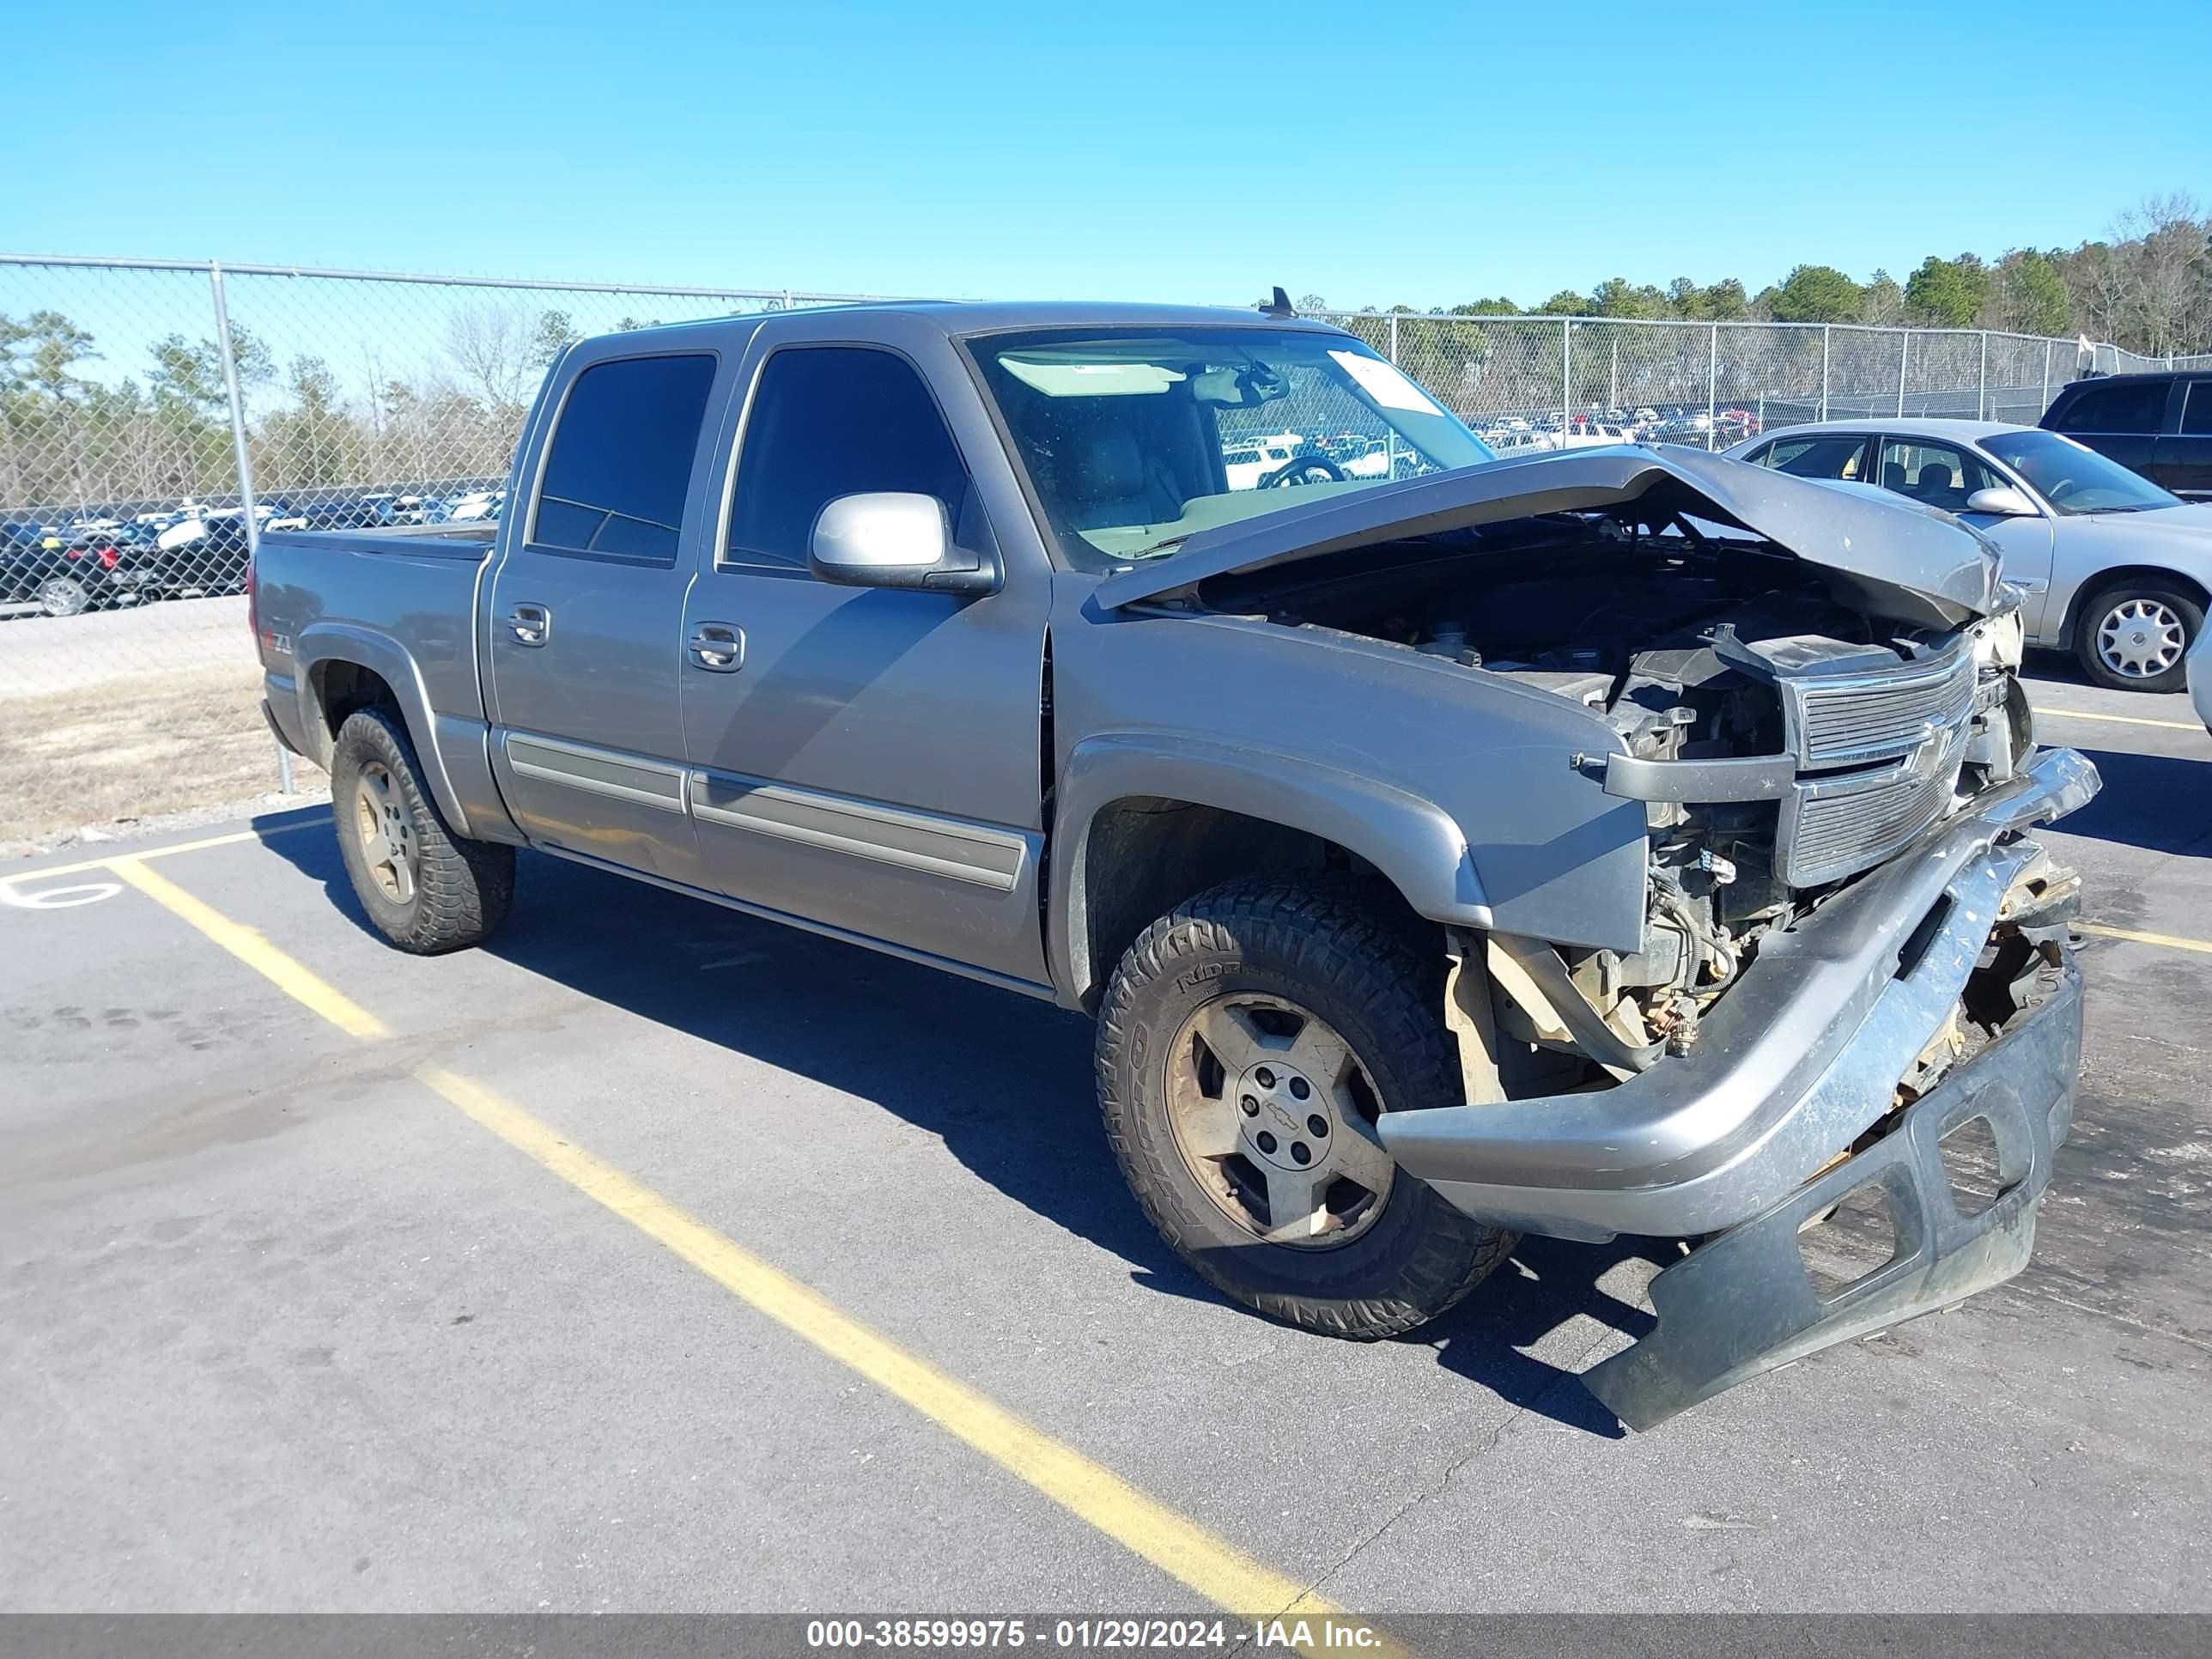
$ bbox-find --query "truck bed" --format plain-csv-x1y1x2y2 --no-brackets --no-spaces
254,522,501,745
264,521,499,561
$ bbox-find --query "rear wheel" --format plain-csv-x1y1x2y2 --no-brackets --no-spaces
1096,875,1516,1340
37,577,88,617
2075,580,2199,693
331,707,514,953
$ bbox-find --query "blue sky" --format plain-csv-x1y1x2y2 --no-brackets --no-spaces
9,0,2210,308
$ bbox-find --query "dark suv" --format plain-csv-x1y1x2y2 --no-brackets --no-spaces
2039,370,2212,500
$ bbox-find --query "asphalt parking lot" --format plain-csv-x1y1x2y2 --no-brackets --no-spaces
3,659,2209,1620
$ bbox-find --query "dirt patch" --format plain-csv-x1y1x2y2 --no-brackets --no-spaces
0,669,301,842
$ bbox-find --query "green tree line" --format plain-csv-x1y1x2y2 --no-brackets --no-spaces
1304,193,2212,358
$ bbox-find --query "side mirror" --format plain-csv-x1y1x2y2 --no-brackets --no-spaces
1965,484,2037,517
808,492,999,595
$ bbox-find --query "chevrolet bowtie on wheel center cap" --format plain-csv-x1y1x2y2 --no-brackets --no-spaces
1165,993,1399,1249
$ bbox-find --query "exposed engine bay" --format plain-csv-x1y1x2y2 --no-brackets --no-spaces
1200,509,2051,1077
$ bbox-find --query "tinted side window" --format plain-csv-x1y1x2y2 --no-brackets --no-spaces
725,347,969,568
1764,435,1866,481
532,353,717,563
2052,380,2167,434
2182,382,2212,437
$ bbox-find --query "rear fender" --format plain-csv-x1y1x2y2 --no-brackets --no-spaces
295,623,518,843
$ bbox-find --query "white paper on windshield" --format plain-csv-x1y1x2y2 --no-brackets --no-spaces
1000,358,1183,398
1328,349,1444,416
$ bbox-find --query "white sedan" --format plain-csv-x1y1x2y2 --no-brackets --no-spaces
1725,419,2212,693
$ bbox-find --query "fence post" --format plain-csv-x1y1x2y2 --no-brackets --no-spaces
1389,312,1400,366
209,261,288,793
1560,317,1571,434
1705,324,1718,451
1820,324,1831,421
1897,330,1909,416
2042,339,2052,413
1977,331,1990,420
207,260,260,555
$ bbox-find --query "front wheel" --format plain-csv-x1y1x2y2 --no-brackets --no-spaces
1096,875,1516,1340
2076,580,2200,693
331,707,514,953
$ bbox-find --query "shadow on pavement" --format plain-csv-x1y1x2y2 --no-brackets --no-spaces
2051,747,2212,857
263,822,1640,1436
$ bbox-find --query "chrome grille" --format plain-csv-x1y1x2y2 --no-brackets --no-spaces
1784,647,1978,769
1775,641,1977,887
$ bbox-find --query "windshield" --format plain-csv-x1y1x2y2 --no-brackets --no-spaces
1981,429,2181,514
966,327,1494,570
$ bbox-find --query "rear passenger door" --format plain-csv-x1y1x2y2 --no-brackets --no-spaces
484,349,726,887
2045,379,2172,481
2150,380,2212,500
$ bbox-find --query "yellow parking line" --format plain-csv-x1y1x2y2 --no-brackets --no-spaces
107,857,389,1038
101,860,1371,1638
1,815,330,886
421,1066,1351,1626
2034,705,2204,733
2076,921,2212,956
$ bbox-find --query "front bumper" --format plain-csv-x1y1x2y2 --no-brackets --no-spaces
1583,958,2080,1429
1377,744,2100,1426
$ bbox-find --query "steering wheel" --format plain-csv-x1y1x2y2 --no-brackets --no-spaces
1265,454,1345,488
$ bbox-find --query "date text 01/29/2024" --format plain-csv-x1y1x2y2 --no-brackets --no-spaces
803,1618,1388,1650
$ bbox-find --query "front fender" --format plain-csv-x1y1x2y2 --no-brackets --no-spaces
1049,731,1493,1005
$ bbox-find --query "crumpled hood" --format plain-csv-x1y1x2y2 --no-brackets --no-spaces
1094,444,2004,629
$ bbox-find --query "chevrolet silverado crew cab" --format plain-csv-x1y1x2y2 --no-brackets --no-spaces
255,301,2098,1428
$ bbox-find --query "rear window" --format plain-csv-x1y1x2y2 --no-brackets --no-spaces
1759,435,1866,481
532,353,718,563
2050,379,2167,435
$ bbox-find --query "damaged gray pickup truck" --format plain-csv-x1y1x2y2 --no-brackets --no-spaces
253,301,2099,1427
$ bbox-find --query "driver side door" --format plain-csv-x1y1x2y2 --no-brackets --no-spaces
677,331,1054,989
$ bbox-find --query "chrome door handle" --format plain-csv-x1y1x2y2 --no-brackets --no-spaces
508,603,551,646
688,622,744,672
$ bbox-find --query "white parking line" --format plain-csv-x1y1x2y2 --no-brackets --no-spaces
0,815,330,887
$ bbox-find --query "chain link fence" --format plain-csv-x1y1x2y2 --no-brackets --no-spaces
2,252,2197,845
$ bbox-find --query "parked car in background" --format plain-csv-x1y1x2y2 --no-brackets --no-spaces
2,525,136,617
1727,418,2212,692
148,509,256,596
2039,371,2212,501
447,489,503,521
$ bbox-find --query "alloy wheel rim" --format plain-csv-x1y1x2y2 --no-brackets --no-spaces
353,762,418,905
2096,599,2185,679
1162,992,1396,1249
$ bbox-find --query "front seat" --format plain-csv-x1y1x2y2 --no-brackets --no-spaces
1916,461,1960,508
1065,425,1181,530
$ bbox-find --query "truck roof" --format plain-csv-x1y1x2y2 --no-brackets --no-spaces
579,300,1348,351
